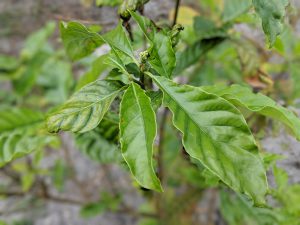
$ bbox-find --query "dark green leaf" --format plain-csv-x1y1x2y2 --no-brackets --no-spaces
149,74,267,205
120,82,162,191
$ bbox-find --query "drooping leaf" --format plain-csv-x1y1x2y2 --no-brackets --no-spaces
222,0,252,22
0,108,56,167
120,82,162,191
202,84,300,140
130,11,176,78
149,74,267,205
46,80,125,133
60,21,104,61
174,38,224,75
253,0,289,47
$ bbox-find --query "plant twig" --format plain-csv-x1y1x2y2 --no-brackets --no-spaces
173,0,181,26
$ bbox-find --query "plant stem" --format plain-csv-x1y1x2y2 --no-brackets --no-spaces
173,0,181,26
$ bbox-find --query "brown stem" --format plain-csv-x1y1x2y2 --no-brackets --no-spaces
172,0,181,26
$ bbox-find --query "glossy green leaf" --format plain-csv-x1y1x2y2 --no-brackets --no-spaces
149,74,267,205
202,84,300,140
0,108,56,167
46,80,125,133
120,82,162,191
130,11,176,78
253,0,289,47
60,21,104,61
222,0,252,22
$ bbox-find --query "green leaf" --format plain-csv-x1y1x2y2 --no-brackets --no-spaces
148,32,176,78
21,21,56,59
222,0,252,22
202,84,300,140
76,54,110,90
253,0,289,47
0,108,56,167
103,23,137,64
60,21,104,61
220,191,281,225
130,11,176,78
46,79,125,133
120,82,162,191
119,0,150,19
0,54,19,71
96,0,122,6
174,38,224,75
76,127,121,163
149,74,267,205
193,17,230,39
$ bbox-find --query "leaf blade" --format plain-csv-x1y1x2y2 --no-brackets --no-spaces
120,83,162,191
46,80,124,133
150,74,267,205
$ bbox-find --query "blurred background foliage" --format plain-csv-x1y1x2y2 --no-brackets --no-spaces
0,0,300,224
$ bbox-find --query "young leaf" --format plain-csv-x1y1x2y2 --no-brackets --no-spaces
202,84,300,141
60,21,104,61
253,0,289,47
149,74,267,205
120,82,162,191
46,80,125,133
0,108,56,167
102,23,138,65
130,11,176,78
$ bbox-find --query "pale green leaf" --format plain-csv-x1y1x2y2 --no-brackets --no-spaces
120,82,162,191
96,0,122,6
21,21,56,59
76,54,110,90
174,38,224,75
253,0,289,47
222,0,252,22
46,80,125,133
149,74,267,205
0,108,56,167
202,84,300,140
60,21,104,61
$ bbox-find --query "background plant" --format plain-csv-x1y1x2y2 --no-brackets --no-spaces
0,0,300,224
